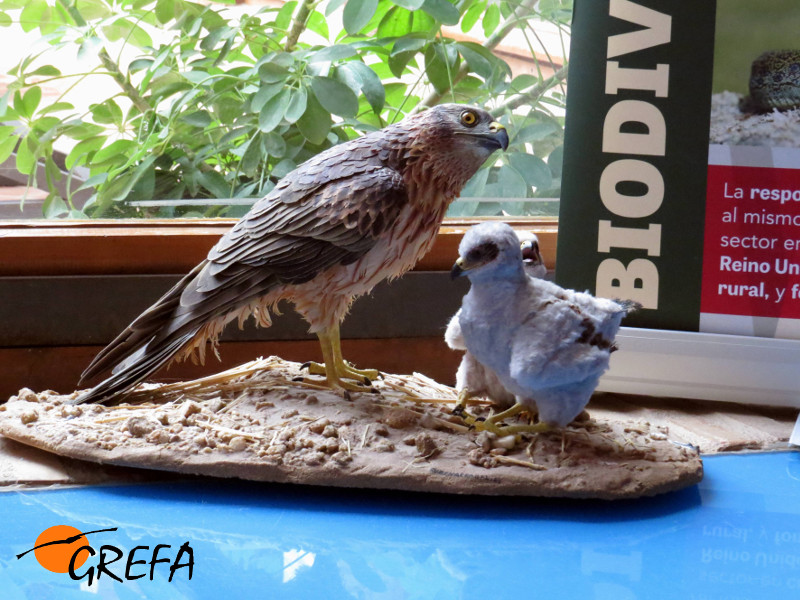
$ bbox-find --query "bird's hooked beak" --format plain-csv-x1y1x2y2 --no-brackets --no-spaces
458,121,509,151
450,258,468,279
450,241,499,279
489,121,509,151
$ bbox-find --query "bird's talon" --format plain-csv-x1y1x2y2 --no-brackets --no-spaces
300,361,312,370
451,405,465,417
343,390,352,402
292,376,304,382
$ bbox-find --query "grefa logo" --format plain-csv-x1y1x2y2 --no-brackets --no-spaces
16,524,194,585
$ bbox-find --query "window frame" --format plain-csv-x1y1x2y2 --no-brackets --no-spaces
0,218,558,276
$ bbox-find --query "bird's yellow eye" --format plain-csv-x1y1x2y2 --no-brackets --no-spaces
460,110,478,127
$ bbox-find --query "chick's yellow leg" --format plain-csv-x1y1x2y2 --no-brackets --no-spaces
452,389,474,417
464,402,551,435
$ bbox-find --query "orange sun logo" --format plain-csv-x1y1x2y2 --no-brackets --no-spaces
32,525,90,573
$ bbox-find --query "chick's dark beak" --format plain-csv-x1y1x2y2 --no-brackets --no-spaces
521,241,543,266
450,258,466,280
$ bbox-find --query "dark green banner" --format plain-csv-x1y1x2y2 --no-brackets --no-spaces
556,0,717,331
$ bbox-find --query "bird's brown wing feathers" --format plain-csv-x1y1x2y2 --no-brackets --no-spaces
76,162,408,403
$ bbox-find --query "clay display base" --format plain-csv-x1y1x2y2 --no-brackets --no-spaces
0,357,702,499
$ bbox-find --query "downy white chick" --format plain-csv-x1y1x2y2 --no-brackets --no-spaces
444,231,547,412
450,222,636,434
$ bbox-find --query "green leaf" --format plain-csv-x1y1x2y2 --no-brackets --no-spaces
196,169,230,198
508,153,552,189
459,164,490,197
219,126,250,147
378,5,435,37
456,41,495,79
391,35,428,56
272,158,296,178
15,134,37,175
42,194,68,218
258,62,289,83
19,1,46,33
424,44,458,94
498,163,530,197
307,10,329,39
284,87,307,123
308,44,357,63
325,0,348,15
547,144,564,178
251,83,283,112
183,70,211,85
0,11,11,27
239,138,262,177
509,73,540,93
31,116,61,141
392,0,425,10
38,101,74,116
297,93,331,145
102,154,157,203
64,122,105,140
200,26,234,51
310,76,358,118
516,122,560,143
482,3,500,37
90,99,123,126
181,110,214,128
343,0,377,34
17,86,42,118
460,0,485,33
27,65,60,77
342,61,385,113
388,51,417,78
258,88,291,133
274,1,297,31
155,0,175,24
92,139,136,166
0,131,18,165
263,131,287,157
75,173,109,193
420,0,459,25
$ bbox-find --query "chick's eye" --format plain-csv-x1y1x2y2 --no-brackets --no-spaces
460,110,478,127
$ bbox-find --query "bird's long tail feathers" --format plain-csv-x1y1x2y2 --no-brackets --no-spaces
74,262,278,405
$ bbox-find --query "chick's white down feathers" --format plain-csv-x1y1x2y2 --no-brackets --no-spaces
445,230,546,409
449,222,634,428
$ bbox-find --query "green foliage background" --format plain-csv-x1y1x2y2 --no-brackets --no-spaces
0,0,570,218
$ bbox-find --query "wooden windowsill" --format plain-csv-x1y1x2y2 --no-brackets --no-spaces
0,218,558,276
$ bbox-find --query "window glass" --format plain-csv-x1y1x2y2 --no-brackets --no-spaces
0,0,569,220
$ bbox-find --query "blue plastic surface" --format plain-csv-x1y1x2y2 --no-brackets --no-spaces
1,452,799,598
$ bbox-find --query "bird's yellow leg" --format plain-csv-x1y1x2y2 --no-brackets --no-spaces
452,389,473,417
303,327,379,383
300,328,373,393
464,402,550,435
328,324,381,381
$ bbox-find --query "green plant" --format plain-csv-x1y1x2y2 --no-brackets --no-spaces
0,0,570,219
